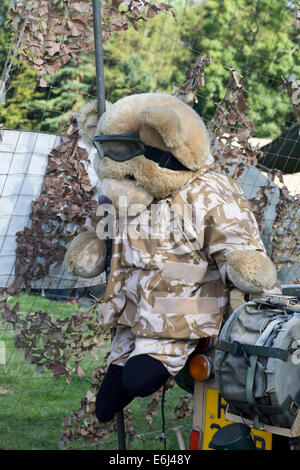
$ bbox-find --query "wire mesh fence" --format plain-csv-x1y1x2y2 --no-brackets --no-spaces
0,0,299,451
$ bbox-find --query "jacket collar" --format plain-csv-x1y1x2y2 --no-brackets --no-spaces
166,152,215,199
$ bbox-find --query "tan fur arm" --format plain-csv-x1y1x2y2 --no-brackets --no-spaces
226,250,277,293
64,232,106,279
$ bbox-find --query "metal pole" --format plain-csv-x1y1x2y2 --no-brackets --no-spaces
92,0,106,118
92,0,126,450
117,409,127,450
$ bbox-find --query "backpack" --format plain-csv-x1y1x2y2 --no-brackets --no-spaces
214,298,300,430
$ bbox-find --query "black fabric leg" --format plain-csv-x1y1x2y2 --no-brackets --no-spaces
95,355,171,422
95,364,133,423
122,354,171,397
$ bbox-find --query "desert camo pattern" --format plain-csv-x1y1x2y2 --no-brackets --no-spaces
98,161,267,375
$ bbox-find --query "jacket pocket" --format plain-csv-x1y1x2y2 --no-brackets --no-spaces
161,260,208,284
153,296,219,315
132,296,221,340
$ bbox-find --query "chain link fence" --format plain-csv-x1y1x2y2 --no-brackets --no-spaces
0,0,299,450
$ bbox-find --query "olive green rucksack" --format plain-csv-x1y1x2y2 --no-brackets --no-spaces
214,298,300,429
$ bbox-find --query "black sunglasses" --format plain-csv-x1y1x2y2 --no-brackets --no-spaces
92,132,190,172
93,132,145,162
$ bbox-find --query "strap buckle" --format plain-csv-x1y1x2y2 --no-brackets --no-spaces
232,341,251,366
232,341,243,356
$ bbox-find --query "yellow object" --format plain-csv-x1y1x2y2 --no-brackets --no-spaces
202,388,272,450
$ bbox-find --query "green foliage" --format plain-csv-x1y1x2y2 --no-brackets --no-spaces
0,0,299,137
0,0,48,130
0,0,11,71
30,53,97,133
187,0,299,137
1,294,191,450
0,63,46,130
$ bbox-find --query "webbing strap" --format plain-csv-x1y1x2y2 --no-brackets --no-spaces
245,317,288,416
253,299,300,314
216,340,289,361
245,355,258,407
254,393,300,415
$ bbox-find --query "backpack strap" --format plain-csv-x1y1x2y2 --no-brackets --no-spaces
216,340,289,361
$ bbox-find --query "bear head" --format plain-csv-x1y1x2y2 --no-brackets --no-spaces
78,93,213,212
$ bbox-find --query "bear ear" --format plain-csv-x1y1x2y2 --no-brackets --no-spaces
139,106,188,148
78,100,112,145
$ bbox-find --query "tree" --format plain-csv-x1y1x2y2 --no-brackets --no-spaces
0,0,298,137
102,2,190,102
0,0,11,71
86,0,300,138
178,0,299,137
31,50,157,133
0,63,46,130
0,1,47,130
30,52,97,133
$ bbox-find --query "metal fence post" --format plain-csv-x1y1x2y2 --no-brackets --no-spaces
92,0,126,451
92,0,106,118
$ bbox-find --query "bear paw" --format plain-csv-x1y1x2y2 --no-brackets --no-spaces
226,250,277,293
64,232,106,279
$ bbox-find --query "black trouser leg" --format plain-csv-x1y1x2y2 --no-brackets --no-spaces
95,364,133,423
95,355,171,423
122,354,171,397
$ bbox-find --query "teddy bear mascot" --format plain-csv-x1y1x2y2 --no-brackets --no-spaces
63,93,277,423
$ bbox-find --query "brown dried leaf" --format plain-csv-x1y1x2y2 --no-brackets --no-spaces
172,54,212,105
9,0,175,84
281,74,300,122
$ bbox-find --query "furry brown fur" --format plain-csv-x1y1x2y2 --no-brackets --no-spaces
79,93,212,200
80,93,211,171
226,250,277,292
96,155,192,200
65,92,277,293
64,231,106,278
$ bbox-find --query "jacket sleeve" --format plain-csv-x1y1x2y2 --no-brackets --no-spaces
204,192,267,283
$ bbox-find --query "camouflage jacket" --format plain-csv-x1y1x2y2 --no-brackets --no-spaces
98,163,266,340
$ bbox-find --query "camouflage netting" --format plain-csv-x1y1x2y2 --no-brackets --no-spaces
0,0,299,449
7,0,174,87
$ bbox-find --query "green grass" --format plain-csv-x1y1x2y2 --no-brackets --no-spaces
0,294,192,450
